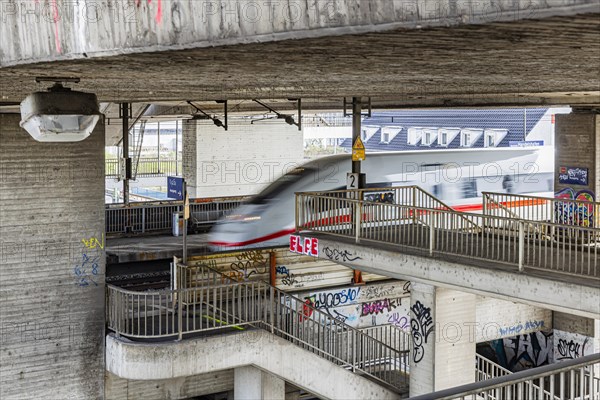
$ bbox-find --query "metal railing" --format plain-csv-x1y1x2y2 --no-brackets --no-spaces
476,354,561,400
105,196,248,236
107,265,409,391
296,187,600,279
483,192,600,228
411,353,600,400
360,324,411,354
106,158,182,178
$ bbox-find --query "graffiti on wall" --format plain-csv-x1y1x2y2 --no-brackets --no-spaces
554,330,593,361
74,233,103,287
81,234,104,250
298,282,411,329
387,312,410,330
554,188,595,227
497,320,545,337
74,253,100,287
229,251,267,280
487,331,553,372
275,265,324,289
410,301,434,364
323,247,362,262
361,298,400,317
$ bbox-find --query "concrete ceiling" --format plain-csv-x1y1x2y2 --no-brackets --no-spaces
1,13,599,109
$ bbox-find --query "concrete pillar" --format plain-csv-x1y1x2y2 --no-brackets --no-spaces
434,288,477,391
555,110,600,199
182,120,198,198
409,283,436,396
234,366,285,400
409,284,477,397
0,114,105,398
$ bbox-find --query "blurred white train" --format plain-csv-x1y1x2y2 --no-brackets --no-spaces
208,147,554,249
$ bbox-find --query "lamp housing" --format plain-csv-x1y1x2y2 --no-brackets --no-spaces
20,83,101,142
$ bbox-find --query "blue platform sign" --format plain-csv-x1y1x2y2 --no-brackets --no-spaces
559,167,589,186
167,176,184,200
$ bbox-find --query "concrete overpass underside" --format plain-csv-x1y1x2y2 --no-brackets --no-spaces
1,11,599,108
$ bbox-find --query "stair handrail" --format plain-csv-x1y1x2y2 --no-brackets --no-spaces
182,262,406,354
176,262,410,390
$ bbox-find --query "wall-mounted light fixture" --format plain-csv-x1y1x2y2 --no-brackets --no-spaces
20,77,101,142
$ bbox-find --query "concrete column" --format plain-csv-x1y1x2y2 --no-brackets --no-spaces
409,284,477,397
555,110,599,199
434,288,477,391
234,366,285,400
409,282,436,396
182,120,198,198
0,114,105,398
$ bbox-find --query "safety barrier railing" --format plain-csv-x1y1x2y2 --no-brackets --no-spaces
411,353,600,400
106,275,409,391
476,354,561,400
106,158,182,178
105,196,248,236
296,188,600,279
483,192,600,228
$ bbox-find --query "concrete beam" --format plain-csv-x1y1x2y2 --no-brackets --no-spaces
298,235,600,319
106,331,401,399
2,1,599,68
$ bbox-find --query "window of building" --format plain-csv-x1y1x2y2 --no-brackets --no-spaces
460,129,483,147
407,128,423,146
421,128,438,146
361,125,379,143
484,129,508,148
380,126,402,144
437,128,461,147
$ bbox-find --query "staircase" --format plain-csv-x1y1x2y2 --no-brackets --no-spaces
107,262,411,394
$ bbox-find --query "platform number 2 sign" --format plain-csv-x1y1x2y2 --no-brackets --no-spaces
347,173,359,190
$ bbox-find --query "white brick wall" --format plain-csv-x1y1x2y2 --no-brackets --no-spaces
476,296,552,342
184,120,304,197
0,114,105,399
434,288,476,391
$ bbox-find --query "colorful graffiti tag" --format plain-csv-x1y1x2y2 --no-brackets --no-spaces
554,188,595,227
297,283,411,329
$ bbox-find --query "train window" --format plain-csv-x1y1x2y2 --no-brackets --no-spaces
249,168,310,204
502,175,515,194
462,179,478,198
